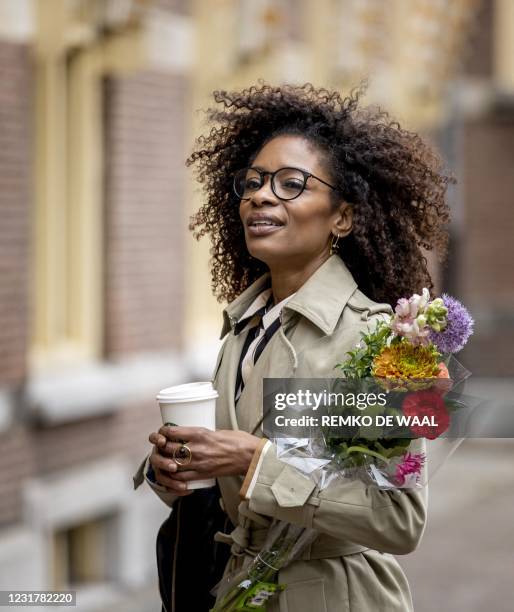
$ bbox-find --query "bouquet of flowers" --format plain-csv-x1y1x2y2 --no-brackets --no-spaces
324,288,474,487
211,289,474,611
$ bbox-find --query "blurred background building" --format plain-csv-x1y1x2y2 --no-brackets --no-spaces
0,1,512,610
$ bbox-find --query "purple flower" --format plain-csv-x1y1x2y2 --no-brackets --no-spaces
428,294,474,354
395,452,425,486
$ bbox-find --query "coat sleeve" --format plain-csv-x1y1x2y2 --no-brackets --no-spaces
240,439,427,555
133,454,179,508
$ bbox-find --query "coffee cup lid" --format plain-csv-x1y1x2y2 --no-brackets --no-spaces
156,381,218,403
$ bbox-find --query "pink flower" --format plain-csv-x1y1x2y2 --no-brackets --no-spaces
391,317,431,346
391,288,433,345
395,451,426,486
395,298,410,318
409,288,430,315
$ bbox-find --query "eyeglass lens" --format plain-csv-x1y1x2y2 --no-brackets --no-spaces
234,168,306,200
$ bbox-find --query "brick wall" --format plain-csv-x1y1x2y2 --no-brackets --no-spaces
0,426,34,525
103,71,188,357
0,53,190,524
0,41,32,387
0,400,161,526
31,400,159,475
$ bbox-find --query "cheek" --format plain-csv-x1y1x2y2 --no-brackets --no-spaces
287,206,333,237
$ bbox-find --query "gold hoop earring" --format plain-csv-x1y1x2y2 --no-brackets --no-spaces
330,233,340,255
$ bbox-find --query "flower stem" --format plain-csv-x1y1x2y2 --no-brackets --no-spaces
346,446,390,463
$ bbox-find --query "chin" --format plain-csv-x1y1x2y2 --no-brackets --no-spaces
247,245,297,266
246,248,275,265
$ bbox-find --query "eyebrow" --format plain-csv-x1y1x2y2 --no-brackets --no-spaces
251,164,313,174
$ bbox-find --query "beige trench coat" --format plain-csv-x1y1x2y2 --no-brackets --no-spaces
134,254,428,612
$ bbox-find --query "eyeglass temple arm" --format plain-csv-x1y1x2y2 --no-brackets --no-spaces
308,173,336,191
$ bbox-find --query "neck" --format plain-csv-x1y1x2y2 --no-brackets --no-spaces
268,252,332,304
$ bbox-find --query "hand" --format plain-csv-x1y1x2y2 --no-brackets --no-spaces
148,442,194,496
148,425,261,494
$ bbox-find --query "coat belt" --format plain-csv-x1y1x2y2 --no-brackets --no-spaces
214,502,368,560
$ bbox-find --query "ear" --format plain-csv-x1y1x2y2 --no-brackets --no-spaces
331,202,353,237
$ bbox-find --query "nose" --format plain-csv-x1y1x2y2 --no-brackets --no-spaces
250,173,278,206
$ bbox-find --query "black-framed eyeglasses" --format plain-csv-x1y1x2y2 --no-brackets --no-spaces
233,166,336,201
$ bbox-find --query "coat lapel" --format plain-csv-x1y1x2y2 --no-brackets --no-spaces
214,332,245,431
235,327,297,435
214,325,297,435
214,273,271,431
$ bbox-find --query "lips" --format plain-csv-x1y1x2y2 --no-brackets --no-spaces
246,213,285,228
245,212,285,237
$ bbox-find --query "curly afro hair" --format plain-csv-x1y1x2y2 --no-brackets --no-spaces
186,81,453,306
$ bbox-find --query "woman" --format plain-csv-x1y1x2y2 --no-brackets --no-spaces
133,82,452,611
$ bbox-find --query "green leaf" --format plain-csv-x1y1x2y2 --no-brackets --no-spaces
335,319,393,379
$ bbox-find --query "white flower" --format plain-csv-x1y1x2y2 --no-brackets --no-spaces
395,298,410,317
408,288,430,318
399,322,415,335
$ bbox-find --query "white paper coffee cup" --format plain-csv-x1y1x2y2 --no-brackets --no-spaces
156,381,218,490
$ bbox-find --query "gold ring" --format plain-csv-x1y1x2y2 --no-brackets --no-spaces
173,444,192,466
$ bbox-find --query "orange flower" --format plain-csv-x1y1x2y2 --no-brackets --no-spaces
372,343,440,379
372,343,448,392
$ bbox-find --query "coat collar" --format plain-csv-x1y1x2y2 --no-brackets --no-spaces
220,254,358,339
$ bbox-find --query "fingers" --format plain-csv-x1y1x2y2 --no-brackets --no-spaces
150,460,189,493
168,469,198,482
159,425,211,443
149,427,189,449
160,479,194,496
155,469,191,493
149,446,198,492
149,446,208,492
148,432,183,457
149,431,167,449
157,467,208,486
147,427,211,495
149,446,178,474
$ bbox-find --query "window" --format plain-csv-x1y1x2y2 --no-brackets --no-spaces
32,3,104,372
52,515,116,589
